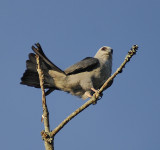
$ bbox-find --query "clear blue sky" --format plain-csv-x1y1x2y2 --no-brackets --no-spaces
0,0,160,150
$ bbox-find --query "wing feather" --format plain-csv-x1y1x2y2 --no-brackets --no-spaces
64,57,100,75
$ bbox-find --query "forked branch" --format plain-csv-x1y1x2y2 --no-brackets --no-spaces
35,44,138,150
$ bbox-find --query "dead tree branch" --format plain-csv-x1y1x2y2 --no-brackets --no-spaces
35,44,54,150
34,44,138,149
50,45,139,137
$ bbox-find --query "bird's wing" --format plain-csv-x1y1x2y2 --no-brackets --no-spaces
64,57,100,75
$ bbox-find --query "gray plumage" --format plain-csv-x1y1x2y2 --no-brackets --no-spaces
21,46,113,99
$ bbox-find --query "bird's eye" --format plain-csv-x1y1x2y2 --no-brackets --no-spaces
101,47,107,51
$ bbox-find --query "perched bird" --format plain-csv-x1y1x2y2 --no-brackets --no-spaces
20,44,113,100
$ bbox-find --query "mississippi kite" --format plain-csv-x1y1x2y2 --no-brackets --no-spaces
20,45,113,99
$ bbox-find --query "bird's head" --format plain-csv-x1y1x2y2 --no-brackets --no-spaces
94,46,113,62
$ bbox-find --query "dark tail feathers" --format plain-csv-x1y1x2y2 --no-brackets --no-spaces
21,43,65,95
20,53,51,88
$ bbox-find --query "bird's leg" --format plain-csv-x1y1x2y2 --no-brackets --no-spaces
91,88,99,94
85,92,92,98
91,88,103,100
84,88,102,99
84,91,92,98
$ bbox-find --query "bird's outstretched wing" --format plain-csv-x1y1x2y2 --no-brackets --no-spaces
64,57,100,75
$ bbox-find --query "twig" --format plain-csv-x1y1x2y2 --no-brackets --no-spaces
98,45,138,94
35,46,54,150
50,45,139,137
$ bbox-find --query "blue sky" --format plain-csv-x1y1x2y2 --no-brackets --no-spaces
0,0,160,150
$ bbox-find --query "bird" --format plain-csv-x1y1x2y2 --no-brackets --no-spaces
20,44,113,100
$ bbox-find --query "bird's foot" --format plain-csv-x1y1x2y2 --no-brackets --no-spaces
91,88,103,104
91,88,102,98
85,89,99,98
91,88,99,94
84,88,103,103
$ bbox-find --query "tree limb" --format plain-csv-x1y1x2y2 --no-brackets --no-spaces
50,45,138,137
34,44,138,148
35,45,54,150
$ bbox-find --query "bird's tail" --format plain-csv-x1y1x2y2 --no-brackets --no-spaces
20,44,66,90
20,53,51,88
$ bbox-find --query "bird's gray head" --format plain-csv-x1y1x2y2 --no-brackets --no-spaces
94,46,113,62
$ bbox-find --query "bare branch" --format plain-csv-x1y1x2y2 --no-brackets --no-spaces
34,43,138,148
50,45,139,137
98,45,138,94
35,44,54,150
